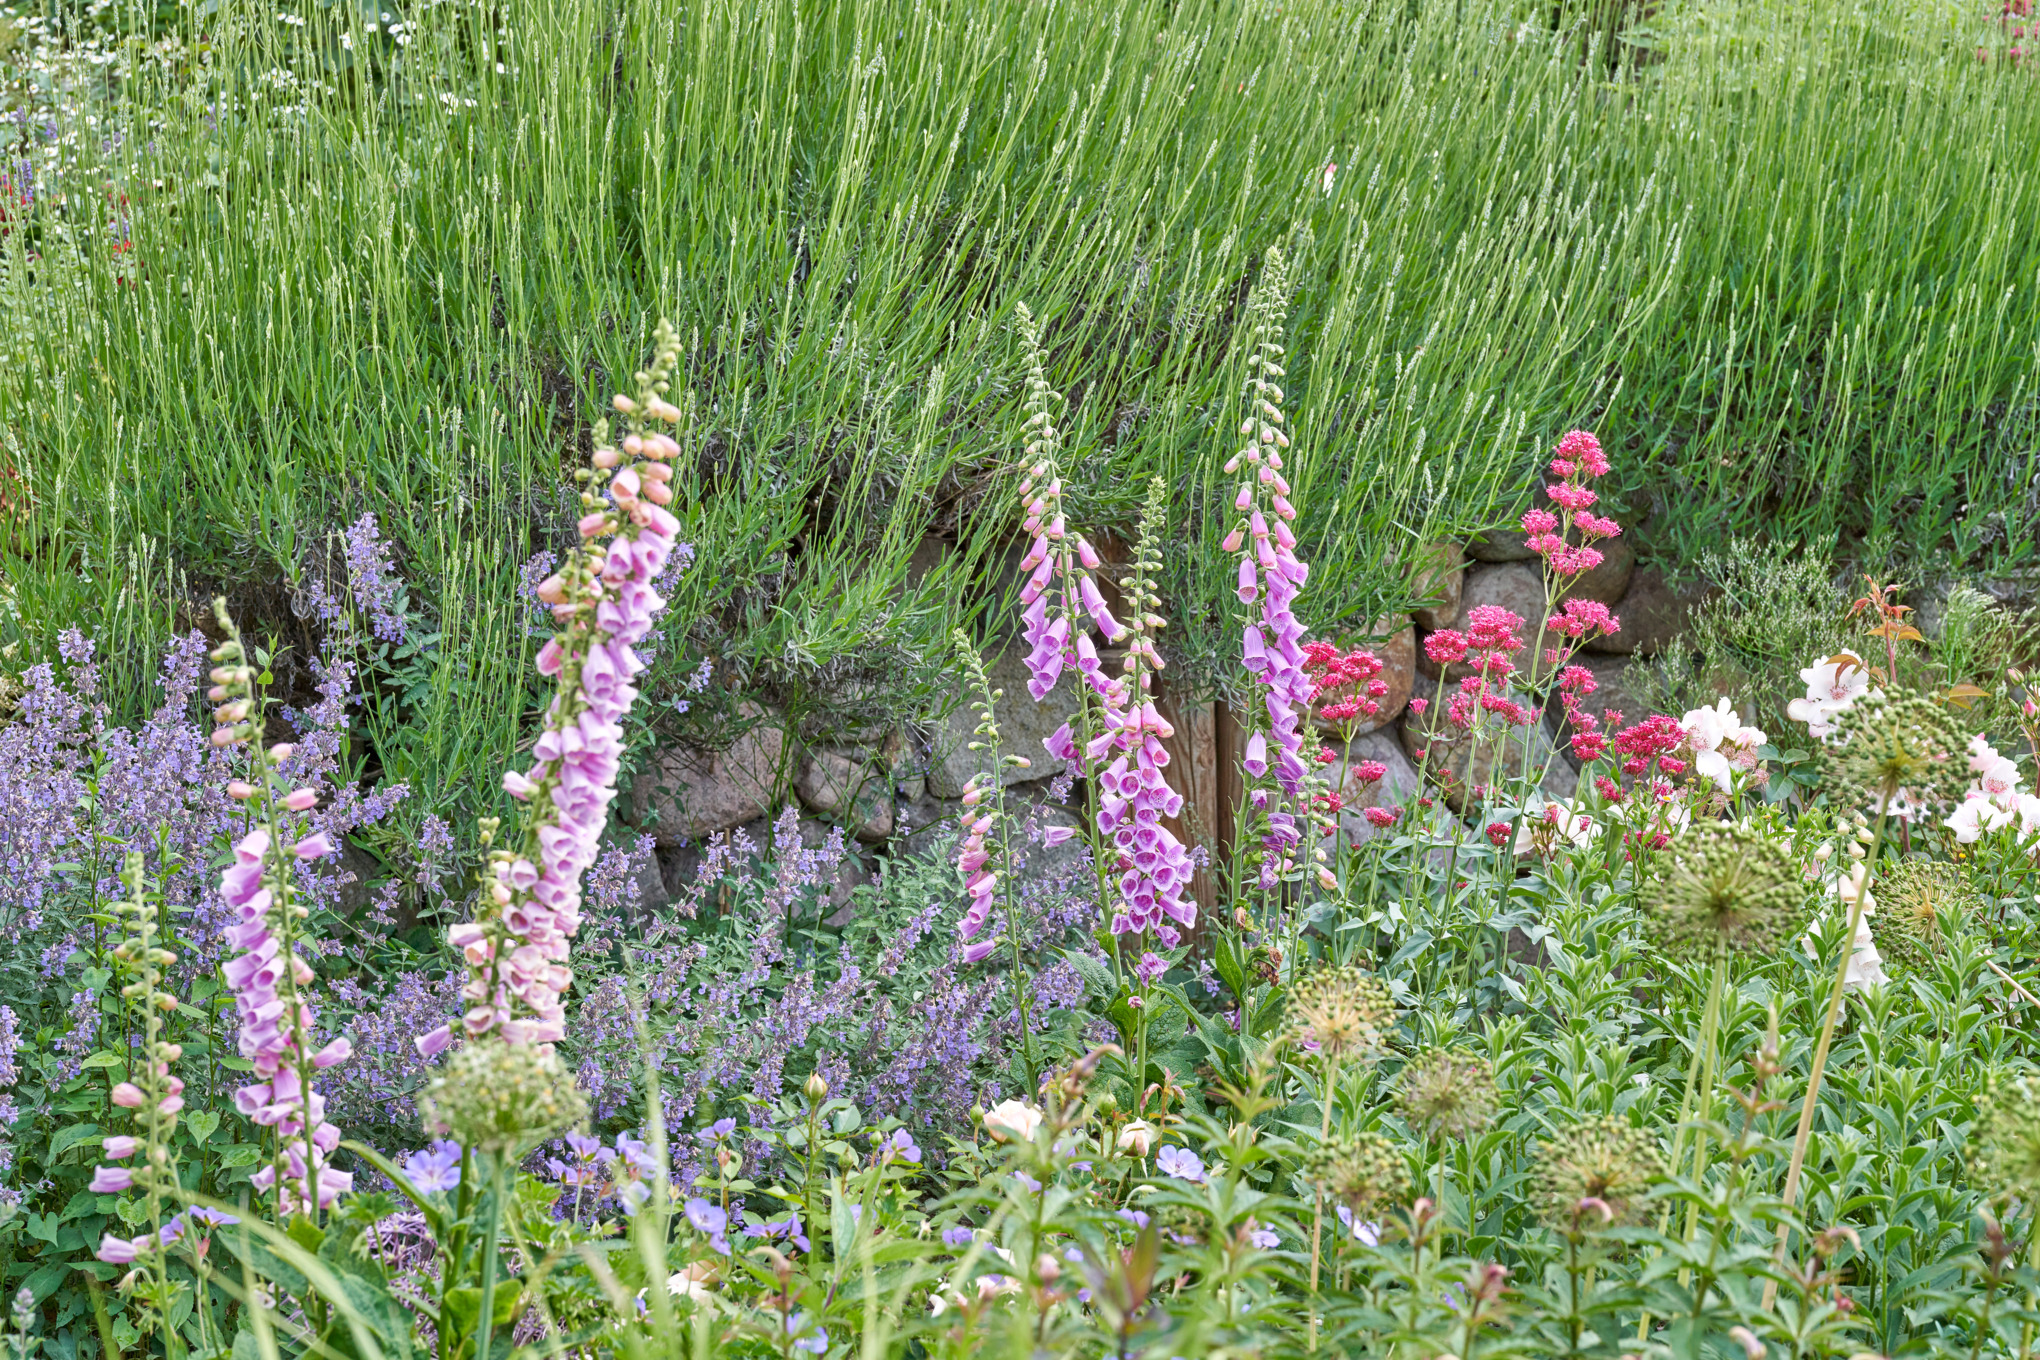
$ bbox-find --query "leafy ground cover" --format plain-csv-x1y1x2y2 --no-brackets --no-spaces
0,284,2036,1356
3,0,2040,1355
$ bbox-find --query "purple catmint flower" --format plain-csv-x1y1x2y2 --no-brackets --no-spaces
342,514,409,644
436,323,689,1051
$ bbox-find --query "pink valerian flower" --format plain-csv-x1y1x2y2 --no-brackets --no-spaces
1528,432,1624,632
1305,642,1388,727
1362,806,1399,828
1464,606,1524,654
447,322,687,1053
1610,714,1687,781
1423,631,1469,666
1546,599,1619,642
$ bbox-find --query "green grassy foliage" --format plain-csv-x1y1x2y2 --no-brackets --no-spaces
2,0,2035,768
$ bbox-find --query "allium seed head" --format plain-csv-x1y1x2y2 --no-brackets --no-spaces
1968,1072,2040,1204
1532,1115,1663,1234
1642,823,1805,959
1817,689,1970,814
419,1039,588,1154
1307,1132,1411,1213
1397,1047,1499,1141
1286,965,1395,1066
1874,859,1975,969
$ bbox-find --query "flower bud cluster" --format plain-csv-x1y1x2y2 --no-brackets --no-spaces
1013,305,1123,707
93,856,192,1264
1523,429,1620,579
954,637,1017,962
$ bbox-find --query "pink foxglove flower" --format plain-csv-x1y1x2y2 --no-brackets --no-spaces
459,322,688,1048
202,630,356,1217
1219,254,1326,893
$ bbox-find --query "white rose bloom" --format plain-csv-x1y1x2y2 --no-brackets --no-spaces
982,1099,1043,1143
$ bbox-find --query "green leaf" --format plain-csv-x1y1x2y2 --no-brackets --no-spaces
49,1122,104,1160
1065,948,1118,1001
186,1110,221,1146
20,1262,68,1304
218,1143,264,1168
445,1284,522,1332
79,1052,125,1071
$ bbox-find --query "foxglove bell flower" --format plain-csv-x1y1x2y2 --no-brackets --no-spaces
1218,249,1331,891
1011,303,1125,711
458,321,689,1049
204,623,356,1217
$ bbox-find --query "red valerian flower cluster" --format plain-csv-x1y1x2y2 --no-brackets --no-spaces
1305,642,1389,726
1523,430,1621,579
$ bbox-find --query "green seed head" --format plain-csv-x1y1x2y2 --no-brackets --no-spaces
1398,1047,1499,1141
419,1038,588,1154
1643,822,1806,959
1532,1115,1664,1234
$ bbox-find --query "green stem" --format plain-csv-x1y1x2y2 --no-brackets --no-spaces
1763,801,1890,1308
1307,1059,1336,1352
474,1156,509,1360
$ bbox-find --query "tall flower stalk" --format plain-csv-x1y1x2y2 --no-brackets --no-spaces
421,320,688,1054
952,631,1039,1092
1095,479,1196,951
207,610,354,1218
1220,245,1327,918
1012,302,1130,965
89,854,189,1341
1765,685,1966,1301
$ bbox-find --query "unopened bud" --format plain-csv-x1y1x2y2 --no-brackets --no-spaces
804,1072,830,1105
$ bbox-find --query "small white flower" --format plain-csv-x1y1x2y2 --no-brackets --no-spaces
1787,657,1877,741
